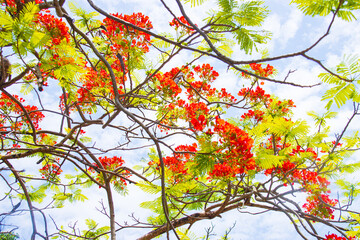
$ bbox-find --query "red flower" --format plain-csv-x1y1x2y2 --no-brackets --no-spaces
325,234,355,240
169,16,195,34
35,13,70,46
103,12,153,53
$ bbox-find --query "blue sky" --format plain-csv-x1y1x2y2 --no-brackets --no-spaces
1,0,360,239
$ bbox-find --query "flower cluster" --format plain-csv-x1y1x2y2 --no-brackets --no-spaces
242,63,274,78
263,144,338,219
1,0,43,13
238,86,270,103
73,65,125,113
267,98,296,116
303,194,338,219
209,162,234,178
35,13,70,46
149,143,198,182
264,159,329,190
154,71,182,98
241,109,265,122
193,64,219,82
325,234,355,240
97,156,124,170
78,68,110,101
289,145,320,161
39,160,62,181
218,88,237,103
186,81,236,103
89,156,130,189
209,117,254,178
163,156,187,175
0,93,44,132
102,12,153,53
174,143,198,159
187,81,216,100
169,16,195,34
184,102,209,131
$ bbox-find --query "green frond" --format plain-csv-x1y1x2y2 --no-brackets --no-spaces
337,9,357,21
69,1,100,30
307,110,337,127
256,152,286,169
320,55,360,109
177,228,199,240
137,182,161,195
68,1,87,17
183,0,208,7
336,55,360,77
291,0,336,17
0,9,13,31
322,83,355,109
343,131,360,149
217,0,239,12
25,186,47,203
208,0,270,54
291,0,359,21
318,72,343,84
235,0,268,27
268,118,309,138
18,1,39,21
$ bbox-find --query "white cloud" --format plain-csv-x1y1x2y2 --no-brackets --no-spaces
264,8,303,50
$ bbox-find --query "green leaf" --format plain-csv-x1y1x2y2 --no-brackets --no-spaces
183,0,208,7
307,110,337,127
207,0,271,54
256,152,286,169
320,55,360,109
291,0,359,21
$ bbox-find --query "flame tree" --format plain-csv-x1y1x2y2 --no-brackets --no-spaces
1,0,360,239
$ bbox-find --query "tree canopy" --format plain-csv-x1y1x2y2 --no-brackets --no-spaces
1,0,360,239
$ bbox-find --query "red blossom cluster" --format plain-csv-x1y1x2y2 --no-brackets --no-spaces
1,0,43,11
209,117,254,178
174,143,197,159
303,194,338,220
190,115,207,131
169,16,195,34
267,98,296,116
238,86,270,103
78,68,111,101
68,65,125,113
39,161,62,180
163,156,187,175
155,63,238,133
35,13,70,45
39,157,62,180
325,234,356,240
209,162,234,178
289,145,320,161
184,102,209,131
148,143,198,182
0,93,44,132
264,159,327,190
154,70,182,97
242,63,274,78
218,88,236,102
241,109,265,122
186,82,235,103
97,156,125,170
187,81,216,100
89,156,130,188
193,64,219,82
264,144,338,219
102,12,153,53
